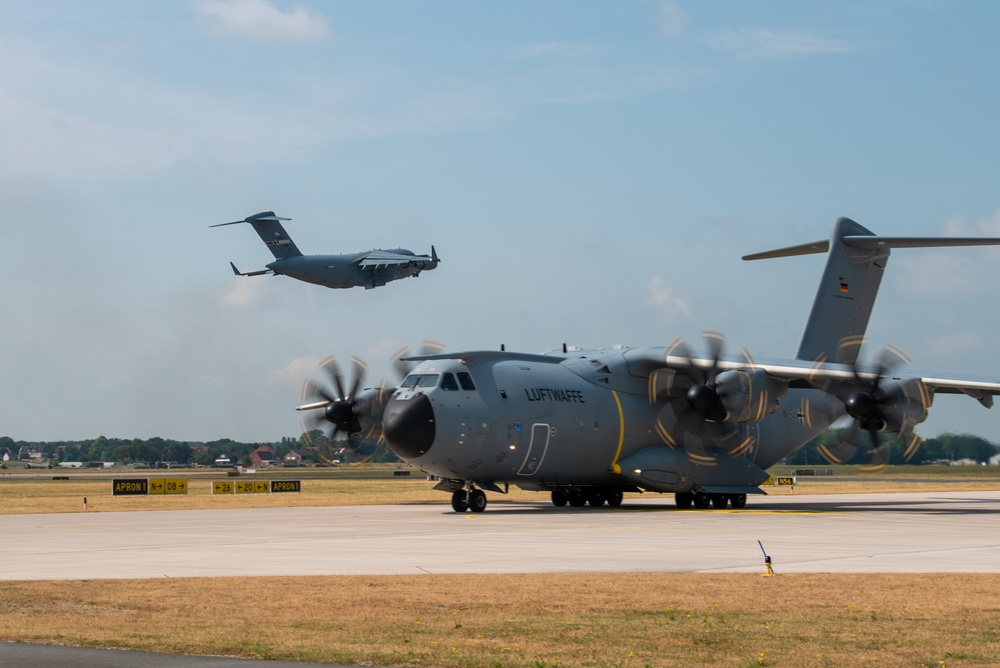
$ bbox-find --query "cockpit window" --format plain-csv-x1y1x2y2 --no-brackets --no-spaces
457,372,476,391
440,373,458,391
399,373,440,388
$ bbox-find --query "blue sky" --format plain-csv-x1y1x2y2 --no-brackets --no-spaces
3,0,1000,443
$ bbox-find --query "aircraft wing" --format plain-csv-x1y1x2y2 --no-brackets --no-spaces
356,250,430,269
624,348,1000,408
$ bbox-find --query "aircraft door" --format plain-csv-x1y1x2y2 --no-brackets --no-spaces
517,423,550,476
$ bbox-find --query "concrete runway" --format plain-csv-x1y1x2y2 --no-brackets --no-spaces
3,490,1000,579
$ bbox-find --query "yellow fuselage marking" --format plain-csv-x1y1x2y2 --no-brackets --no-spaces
609,389,625,474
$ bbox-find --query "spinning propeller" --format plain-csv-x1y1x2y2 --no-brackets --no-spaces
297,356,388,448
651,330,760,464
297,340,447,454
815,344,929,470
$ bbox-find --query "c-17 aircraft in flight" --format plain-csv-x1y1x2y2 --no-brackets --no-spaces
298,217,1000,512
211,211,440,290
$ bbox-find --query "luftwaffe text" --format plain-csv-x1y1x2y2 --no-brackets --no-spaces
524,388,585,403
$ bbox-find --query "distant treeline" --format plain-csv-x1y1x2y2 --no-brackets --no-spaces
783,430,999,466
3,429,998,468
0,431,396,466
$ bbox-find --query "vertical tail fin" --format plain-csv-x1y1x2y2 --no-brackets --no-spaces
743,217,1000,365
795,217,884,364
210,211,303,260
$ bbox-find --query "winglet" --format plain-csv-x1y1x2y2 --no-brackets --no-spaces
431,245,440,263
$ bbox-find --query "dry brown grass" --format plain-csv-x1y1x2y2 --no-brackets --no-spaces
2,467,999,515
2,573,999,667
3,470,1000,666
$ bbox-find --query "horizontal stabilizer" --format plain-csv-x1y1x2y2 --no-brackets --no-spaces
229,261,271,277
210,212,291,228
212,211,303,260
744,234,1000,261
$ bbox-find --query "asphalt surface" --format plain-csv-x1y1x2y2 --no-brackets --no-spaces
3,490,1000,666
3,490,1000,578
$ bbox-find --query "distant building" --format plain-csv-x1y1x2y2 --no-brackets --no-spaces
18,445,46,461
249,445,278,468
283,450,302,466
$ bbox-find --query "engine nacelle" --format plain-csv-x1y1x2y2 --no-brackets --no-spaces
874,377,931,433
716,369,786,424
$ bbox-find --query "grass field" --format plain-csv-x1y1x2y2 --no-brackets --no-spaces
2,464,999,514
2,467,999,666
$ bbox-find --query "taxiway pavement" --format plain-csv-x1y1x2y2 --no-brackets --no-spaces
2,490,999,579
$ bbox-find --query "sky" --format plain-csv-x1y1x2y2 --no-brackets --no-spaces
3,0,1000,444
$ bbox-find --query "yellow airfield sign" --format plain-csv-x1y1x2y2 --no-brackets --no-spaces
212,481,234,494
149,478,188,495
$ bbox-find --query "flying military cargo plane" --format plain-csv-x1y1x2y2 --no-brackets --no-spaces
298,217,1000,512
211,211,440,290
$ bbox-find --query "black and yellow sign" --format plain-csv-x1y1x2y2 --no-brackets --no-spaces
149,478,188,495
271,480,301,493
112,479,149,496
235,480,270,494
776,477,796,486
212,480,235,495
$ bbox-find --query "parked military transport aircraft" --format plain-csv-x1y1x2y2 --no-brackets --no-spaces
298,217,1000,512
211,211,440,290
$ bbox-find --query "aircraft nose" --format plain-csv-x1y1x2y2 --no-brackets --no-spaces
383,393,436,459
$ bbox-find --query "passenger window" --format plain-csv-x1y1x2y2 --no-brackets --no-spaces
440,373,458,391
457,372,476,391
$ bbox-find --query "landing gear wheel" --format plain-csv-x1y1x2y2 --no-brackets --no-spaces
451,489,468,512
711,494,729,509
551,489,568,507
468,489,487,513
586,488,606,507
604,488,624,507
675,492,693,509
693,492,712,509
568,490,587,507
728,493,747,509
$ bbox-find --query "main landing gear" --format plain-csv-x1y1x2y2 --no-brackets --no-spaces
451,488,487,513
674,491,747,509
550,486,625,508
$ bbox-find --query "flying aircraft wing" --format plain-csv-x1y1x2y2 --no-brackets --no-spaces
355,250,432,269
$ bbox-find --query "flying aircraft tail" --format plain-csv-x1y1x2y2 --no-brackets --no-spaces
744,217,1000,365
210,211,303,260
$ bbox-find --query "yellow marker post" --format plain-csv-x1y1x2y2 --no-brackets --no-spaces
758,540,775,577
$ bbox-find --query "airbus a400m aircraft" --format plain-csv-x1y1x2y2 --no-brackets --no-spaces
212,211,440,290
299,217,1000,512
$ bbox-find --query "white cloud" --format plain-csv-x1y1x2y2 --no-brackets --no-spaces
271,355,324,387
648,275,693,320
193,0,332,43
657,1,687,39
219,276,268,307
703,28,866,59
942,209,1000,237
